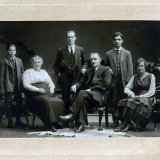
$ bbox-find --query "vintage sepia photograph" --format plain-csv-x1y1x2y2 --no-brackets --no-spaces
0,21,160,138
1,1,160,160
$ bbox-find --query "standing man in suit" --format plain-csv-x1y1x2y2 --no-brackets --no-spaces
0,44,25,128
60,53,111,132
105,32,133,127
54,30,87,114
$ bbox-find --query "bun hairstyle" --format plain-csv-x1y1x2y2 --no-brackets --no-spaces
30,55,43,66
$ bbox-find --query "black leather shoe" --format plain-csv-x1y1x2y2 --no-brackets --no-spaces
75,124,85,133
8,123,15,128
15,121,27,128
114,127,122,132
60,113,74,121
50,125,57,132
111,122,119,127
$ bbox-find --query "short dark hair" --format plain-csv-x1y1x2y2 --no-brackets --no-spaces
6,44,16,50
113,32,123,39
135,58,146,69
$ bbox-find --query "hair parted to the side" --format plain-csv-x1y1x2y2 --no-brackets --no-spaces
90,52,102,60
135,58,146,69
112,32,123,39
6,44,16,50
30,55,43,66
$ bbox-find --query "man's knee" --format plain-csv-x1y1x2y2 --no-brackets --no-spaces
78,90,87,97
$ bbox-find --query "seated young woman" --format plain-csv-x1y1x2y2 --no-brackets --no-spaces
114,58,156,132
23,55,64,132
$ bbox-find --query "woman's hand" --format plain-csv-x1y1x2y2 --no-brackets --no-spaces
50,88,55,95
128,93,135,98
38,88,46,94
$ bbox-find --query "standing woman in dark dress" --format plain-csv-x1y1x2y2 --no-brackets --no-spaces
23,55,64,132
114,58,155,132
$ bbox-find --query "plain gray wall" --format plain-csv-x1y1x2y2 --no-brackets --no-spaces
0,21,160,87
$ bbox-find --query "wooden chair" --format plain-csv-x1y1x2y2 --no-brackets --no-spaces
152,88,160,131
97,88,111,130
85,88,111,131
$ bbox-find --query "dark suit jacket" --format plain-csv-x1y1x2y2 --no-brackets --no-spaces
54,45,87,83
76,65,111,105
105,47,133,87
0,56,24,93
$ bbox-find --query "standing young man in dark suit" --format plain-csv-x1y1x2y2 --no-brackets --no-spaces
105,32,133,127
60,53,111,132
0,44,25,128
54,31,87,114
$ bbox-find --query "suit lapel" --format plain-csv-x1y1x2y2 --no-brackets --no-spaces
111,49,117,66
74,45,79,63
119,48,125,67
5,58,14,69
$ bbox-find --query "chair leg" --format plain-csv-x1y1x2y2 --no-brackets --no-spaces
98,108,103,131
105,106,109,127
32,113,36,128
24,110,29,129
154,121,157,131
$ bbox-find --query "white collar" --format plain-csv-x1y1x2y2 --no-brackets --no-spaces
95,65,100,71
114,47,122,51
68,45,75,49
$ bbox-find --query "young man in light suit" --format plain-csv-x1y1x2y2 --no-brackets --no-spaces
54,31,87,115
105,32,133,127
0,44,25,128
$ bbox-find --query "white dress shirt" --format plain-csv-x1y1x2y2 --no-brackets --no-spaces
124,73,155,98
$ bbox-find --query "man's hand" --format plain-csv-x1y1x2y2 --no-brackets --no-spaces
85,89,91,92
70,85,77,93
109,68,113,75
50,88,55,95
81,69,86,74
58,73,61,77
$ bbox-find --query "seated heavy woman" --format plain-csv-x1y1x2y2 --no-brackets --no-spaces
114,58,156,132
23,55,64,132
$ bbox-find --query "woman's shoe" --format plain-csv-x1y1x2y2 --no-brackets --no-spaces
114,122,127,132
121,124,134,132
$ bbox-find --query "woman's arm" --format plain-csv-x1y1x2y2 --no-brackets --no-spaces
45,71,55,94
23,70,42,92
139,74,156,98
124,76,135,97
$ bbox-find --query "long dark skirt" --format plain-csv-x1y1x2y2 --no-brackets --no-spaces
27,94,64,128
116,97,154,130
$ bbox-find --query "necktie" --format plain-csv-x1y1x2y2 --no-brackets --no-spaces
11,58,15,67
70,47,74,55
116,50,119,54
